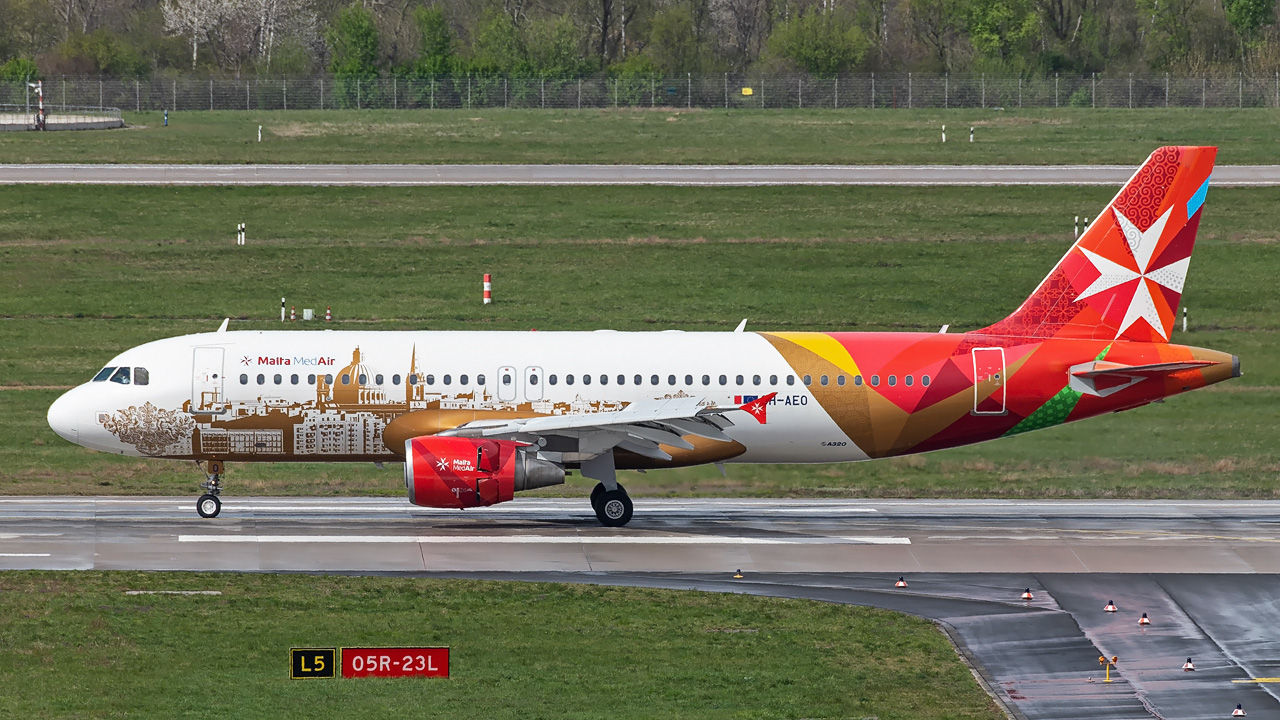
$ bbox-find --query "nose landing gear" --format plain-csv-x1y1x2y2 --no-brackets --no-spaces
196,460,225,518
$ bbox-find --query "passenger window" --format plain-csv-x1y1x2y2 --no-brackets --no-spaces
618,374,625,385
854,375,863,386
753,375,761,386
582,375,591,385
634,374,642,385
356,373,365,384
274,374,282,385
786,375,795,385
291,374,299,385
375,374,383,385
308,374,316,385
803,375,812,386
599,374,607,385
820,375,829,386
409,374,418,385
719,375,727,385
443,375,451,385
905,375,914,387
888,375,897,387
650,375,659,385
566,375,575,385
425,374,435,385
110,367,131,384
256,374,265,385
477,374,485,385
134,367,149,386
736,375,744,385
241,374,249,385
871,375,880,386
324,374,333,385
391,374,400,385
93,367,115,382
530,374,539,385
341,374,351,385
922,375,931,386
460,374,469,385
770,374,778,384
549,374,558,385
668,375,676,386
702,374,711,386
503,373,512,385
837,375,845,386
684,374,693,385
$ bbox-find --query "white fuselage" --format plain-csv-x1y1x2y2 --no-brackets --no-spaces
47,329,867,464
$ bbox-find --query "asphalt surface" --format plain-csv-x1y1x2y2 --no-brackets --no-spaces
4,163,1280,186
5,496,1278,719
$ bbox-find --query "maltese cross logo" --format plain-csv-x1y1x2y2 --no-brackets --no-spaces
435,458,449,472
240,356,253,366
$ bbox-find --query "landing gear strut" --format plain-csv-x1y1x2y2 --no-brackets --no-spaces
196,460,225,518
591,481,632,527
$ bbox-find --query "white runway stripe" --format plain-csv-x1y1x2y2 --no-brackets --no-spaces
178,534,910,545
0,553,52,557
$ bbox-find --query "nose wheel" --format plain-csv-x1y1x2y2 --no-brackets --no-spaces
197,493,221,518
195,460,225,518
590,482,632,527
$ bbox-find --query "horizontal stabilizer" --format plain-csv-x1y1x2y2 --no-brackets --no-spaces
1071,360,1216,380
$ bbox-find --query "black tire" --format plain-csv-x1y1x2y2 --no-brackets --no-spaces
589,482,625,512
594,488,632,527
196,493,222,518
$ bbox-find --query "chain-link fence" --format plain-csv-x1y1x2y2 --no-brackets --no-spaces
3,74,1280,111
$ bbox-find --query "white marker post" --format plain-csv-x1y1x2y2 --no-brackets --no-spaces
1182,307,1187,333
942,125,946,143
483,273,492,304
258,125,262,142
1074,216,1079,239
969,127,974,142
281,298,286,322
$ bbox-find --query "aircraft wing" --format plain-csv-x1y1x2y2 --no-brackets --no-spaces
440,393,776,465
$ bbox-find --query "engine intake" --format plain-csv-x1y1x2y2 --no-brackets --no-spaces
404,436,565,508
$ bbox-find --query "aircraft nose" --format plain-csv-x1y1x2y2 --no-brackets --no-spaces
47,389,80,444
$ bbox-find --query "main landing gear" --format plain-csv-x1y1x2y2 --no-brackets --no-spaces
590,482,633,527
196,460,225,518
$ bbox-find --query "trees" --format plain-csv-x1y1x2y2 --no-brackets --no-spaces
767,8,868,76
325,2,379,75
163,0,228,69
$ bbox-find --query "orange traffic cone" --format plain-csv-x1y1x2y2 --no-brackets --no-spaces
1139,613,1151,626
1233,703,1246,717
895,576,908,588
1183,658,1196,671
1021,588,1034,601
290,306,296,321
325,306,332,322
1104,600,1118,612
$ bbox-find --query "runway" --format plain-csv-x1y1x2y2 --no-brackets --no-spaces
4,163,1280,186
2,496,1278,573
5,496,1279,719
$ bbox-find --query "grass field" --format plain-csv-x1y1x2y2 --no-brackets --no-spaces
0,184,1276,499
3,108,1280,165
0,572,1002,719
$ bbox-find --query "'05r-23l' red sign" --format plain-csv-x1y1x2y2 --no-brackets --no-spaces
341,647,450,678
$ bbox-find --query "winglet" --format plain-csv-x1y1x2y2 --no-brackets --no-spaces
738,392,777,424
734,318,748,333
217,318,229,333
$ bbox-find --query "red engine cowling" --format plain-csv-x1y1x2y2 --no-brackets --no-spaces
404,436,565,509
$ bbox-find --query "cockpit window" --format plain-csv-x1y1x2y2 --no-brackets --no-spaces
134,367,149,386
109,367,131,385
92,367,116,382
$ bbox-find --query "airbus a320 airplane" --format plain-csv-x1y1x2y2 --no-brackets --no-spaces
47,146,1238,526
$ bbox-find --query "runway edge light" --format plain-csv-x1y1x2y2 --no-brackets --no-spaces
1021,588,1034,601
1233,703,1246,717
895,576,907,588
1104,600,1118,612
1139,612,1151,626
1183,657,1196,671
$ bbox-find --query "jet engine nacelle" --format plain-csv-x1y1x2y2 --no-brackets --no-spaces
404,436,565,509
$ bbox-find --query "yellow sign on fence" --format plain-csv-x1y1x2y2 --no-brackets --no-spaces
741,88,754,96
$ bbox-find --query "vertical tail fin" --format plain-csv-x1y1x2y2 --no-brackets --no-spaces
982,146,1216,342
